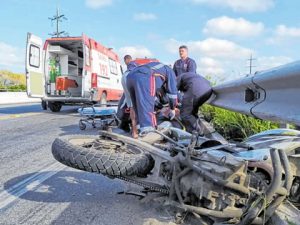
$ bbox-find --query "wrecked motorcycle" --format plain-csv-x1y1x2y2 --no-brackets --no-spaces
51,119,300,225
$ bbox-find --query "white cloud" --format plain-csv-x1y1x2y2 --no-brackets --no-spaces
275,25,300,38
198,57,224,76
118,46,153,59
267,25,300,45
256,56,293,71
165,37,294,82
189,0,274,12
166,38,295,82
85,0,112,9
166,38,256,81
191,38,252,58
203,16,264,37
0,42,24,71
133,13,157,21
166,38,252,59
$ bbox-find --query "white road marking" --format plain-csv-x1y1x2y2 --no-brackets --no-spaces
0,162,66,211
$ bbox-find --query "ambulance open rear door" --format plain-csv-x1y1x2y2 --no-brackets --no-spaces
26,33,44,98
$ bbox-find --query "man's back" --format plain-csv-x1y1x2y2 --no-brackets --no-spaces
177,72,211,96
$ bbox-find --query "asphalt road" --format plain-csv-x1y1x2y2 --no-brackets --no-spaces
0,103,176,225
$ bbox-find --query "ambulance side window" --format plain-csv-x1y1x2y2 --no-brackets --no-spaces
109,59,118,75
85,46,90,66
29,45,40,68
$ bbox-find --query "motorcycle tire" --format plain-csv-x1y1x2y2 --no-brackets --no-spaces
52,135,154,177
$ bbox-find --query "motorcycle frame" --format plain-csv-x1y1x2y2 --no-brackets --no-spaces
99,130,292,224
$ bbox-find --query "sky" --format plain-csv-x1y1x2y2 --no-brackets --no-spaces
1,0,300,81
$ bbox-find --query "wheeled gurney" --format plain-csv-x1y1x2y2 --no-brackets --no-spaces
78,105,118,130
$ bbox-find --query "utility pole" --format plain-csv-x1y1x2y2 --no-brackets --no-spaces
48,8,68,37
247,54,256,74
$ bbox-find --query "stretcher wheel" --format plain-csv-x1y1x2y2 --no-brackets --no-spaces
79,121,86,130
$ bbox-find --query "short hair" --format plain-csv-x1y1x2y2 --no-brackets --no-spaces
124,55,132,61
179,45,188,50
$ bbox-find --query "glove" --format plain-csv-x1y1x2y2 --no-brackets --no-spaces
169,109,176,120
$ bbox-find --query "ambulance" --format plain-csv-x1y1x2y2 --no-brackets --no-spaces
26,33,123,112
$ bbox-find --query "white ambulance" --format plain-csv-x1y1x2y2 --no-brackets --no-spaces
26,33,123,112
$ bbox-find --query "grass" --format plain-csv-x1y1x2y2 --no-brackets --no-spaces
0,84,26,92
0,70,26,85
201,104,279,141
0,70,26,91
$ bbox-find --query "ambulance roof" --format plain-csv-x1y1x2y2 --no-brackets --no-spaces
46,35,119,62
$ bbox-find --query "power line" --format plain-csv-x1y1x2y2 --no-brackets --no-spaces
247,54,257,74
48,8,68,37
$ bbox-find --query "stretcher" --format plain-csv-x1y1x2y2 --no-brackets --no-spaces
78,105,118,130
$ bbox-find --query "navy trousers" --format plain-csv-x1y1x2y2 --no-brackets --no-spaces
127,72,157,129
181,90,212,133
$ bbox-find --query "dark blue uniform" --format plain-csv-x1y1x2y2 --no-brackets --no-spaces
127,62,178,131
127,61,138,71
177,72,212,133
173,57,197,77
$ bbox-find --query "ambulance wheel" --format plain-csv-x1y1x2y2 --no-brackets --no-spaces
79,121,86,130
41,100,47,110
48,102,62,112
100,92,107,106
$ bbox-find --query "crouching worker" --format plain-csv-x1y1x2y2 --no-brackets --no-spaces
177,72,212,133
127,62,178,137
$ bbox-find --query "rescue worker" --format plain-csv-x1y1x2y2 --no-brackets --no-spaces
177,72,212,133
173,45,197,77
121,55,138,135
124,54,133,67
127,62,178,136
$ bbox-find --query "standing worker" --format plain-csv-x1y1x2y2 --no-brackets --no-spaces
121,55,138,135
177,72,212,133
173,45,197,77
127,62,178,136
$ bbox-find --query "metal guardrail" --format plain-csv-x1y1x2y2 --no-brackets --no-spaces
208,60,300,126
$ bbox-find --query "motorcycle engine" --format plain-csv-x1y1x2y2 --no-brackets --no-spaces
172,150,254,218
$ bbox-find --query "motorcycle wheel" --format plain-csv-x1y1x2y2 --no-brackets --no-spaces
52,135,154,177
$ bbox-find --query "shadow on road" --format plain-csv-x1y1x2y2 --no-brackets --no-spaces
42,107,79,116
3,170,176,225
0,104,42,115
3,170,123,203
